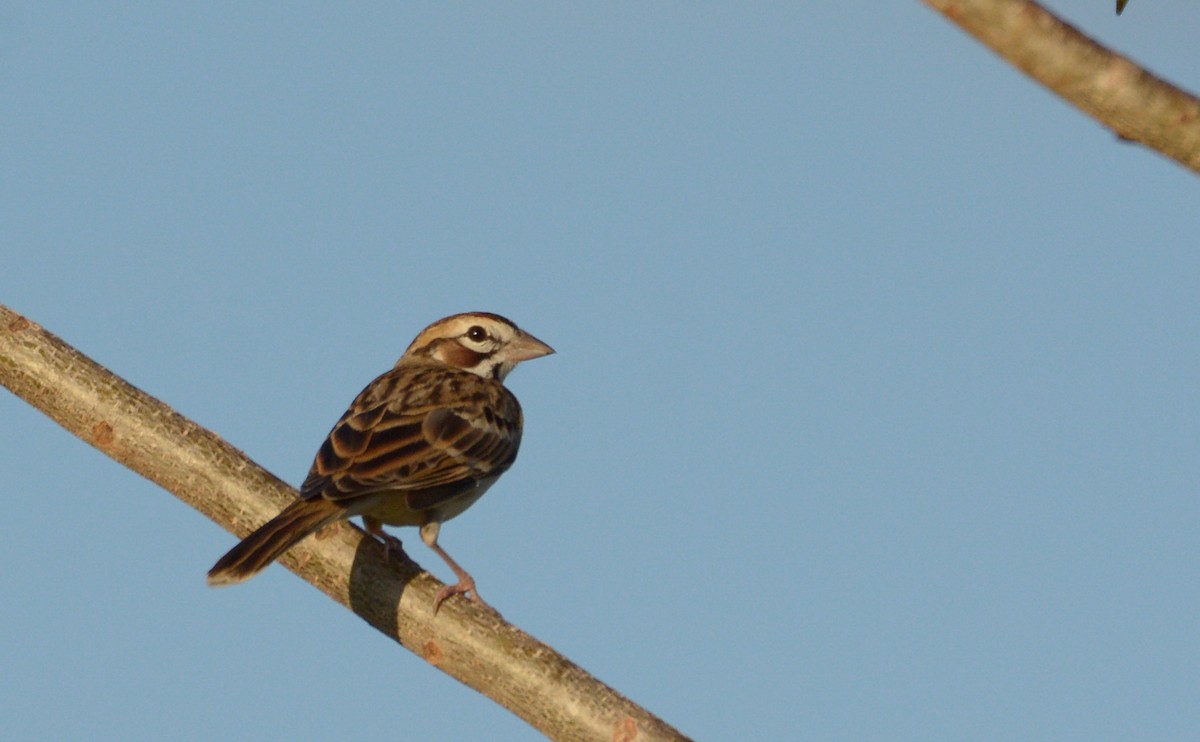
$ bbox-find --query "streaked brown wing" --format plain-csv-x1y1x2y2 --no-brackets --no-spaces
299,365,522,508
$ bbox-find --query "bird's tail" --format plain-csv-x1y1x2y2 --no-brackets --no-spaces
207,497,344,586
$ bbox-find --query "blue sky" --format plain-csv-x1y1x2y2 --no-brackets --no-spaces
3,3,1197,740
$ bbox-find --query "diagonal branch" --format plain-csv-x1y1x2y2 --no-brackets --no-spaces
924,0,1200,175
0,303,689,742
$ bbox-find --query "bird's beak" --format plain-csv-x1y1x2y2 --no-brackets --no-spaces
507,331,555,362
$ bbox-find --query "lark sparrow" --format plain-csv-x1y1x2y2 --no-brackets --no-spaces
207,312,554,611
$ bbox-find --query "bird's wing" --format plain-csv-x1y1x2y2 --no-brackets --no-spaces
299,368,522,510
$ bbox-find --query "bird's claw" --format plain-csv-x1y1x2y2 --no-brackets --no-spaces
432,578,490,615
379,533,407,563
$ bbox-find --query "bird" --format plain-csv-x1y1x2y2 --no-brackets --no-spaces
207,311,554,612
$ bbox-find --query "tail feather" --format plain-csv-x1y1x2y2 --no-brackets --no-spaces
208,498,345,586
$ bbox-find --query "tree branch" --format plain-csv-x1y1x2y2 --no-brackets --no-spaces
924,0,1200,174
0,303,689,742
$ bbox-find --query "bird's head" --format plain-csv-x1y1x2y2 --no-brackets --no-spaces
404,312,554,381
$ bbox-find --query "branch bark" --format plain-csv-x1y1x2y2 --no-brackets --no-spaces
924,0,1200,174
0,303,689,742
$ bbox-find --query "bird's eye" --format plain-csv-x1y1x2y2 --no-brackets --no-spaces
466,325,488,342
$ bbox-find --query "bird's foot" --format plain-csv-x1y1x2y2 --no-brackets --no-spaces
363,517,408,562
380,533,407,563
432,577,490,615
